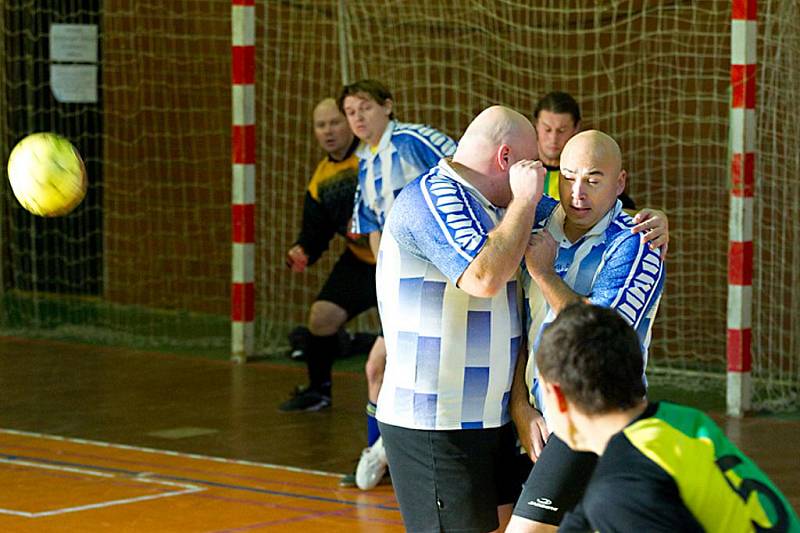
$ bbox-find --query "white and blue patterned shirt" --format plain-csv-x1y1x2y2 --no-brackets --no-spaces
523,196,665,413
376,159,523,431
352,120,457,234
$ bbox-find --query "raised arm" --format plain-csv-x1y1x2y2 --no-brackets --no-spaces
457,160,545,298
524,230,584,313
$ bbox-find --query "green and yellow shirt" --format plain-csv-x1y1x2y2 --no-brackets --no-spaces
561,401,799,532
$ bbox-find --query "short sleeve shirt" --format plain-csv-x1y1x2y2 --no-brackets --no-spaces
351,121,457,234
375,159,523,430
523,198,665,412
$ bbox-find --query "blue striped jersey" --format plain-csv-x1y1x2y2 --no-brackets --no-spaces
524,196,665,413
376,160,523,430
351,120,457,234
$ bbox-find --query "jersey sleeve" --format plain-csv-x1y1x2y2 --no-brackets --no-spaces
589,232,665,330
387,175,489,284
392,127,456,179
295,191,336,266
414,130,456,168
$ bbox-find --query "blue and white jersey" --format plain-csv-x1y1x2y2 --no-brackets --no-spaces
376,159,523,431
524,197,665,413
352,120,457,234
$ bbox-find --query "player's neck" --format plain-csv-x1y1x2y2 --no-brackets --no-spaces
541,155,560,168
367,122,392,149
448,159,503,206
328,137,358,162
585,400,648,455
563,220,588,243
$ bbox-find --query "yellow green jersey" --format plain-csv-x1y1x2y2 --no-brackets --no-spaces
561,401,799,532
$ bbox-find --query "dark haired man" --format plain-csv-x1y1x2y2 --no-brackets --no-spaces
533,91,636,211
338,79,457,489
534,303,799,532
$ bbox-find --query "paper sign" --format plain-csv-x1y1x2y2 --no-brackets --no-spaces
50,24,98,63
50,64,98,103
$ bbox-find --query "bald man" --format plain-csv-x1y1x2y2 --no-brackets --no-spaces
375,106,547,532
506,130,666,532
279,98,376,414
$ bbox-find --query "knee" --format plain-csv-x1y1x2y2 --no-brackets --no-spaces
308,302,346,336
365,354,386,386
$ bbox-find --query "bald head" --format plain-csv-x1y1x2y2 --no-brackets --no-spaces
313,97,353,160
449,105,538,207
561,130,622,175
558,130,627,241
454,105,537,167
313,97,339,117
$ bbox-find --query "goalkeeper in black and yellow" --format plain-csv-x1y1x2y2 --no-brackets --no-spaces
279,98,376,414
531,303,799,533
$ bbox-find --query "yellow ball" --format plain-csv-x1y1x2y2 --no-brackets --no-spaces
7,132,88,217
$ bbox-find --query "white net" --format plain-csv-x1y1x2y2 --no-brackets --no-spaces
257,0,799,409
1,1,798,408
1,1,230,353
753,0,800,410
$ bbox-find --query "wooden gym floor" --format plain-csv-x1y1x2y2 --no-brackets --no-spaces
0,335,796,531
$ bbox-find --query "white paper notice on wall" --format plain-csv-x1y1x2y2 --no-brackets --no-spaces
50,64,98,103
50,24,98,63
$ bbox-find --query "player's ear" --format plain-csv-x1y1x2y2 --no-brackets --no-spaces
382,99,393,116
616,169,627,196
496,144,511,171
553,383,569,413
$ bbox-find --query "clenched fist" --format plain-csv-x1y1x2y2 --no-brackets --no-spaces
525,230,558,280
286,245,309,273
509,159,546,205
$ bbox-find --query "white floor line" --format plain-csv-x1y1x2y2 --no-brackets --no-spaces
0,456,203,518
0,427,339,478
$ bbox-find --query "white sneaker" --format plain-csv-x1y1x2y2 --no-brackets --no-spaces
355,436,388,490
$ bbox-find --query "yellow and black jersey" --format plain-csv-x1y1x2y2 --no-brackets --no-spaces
561,401,799,533
295,138,374,266
544,163,636,210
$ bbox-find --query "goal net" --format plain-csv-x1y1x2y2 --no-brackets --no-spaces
1,1,797,410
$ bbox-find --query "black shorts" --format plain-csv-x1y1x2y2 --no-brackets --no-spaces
316,248,376,319
379,421,525,533
513,433,598,525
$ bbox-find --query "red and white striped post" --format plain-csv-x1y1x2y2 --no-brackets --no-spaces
231,0,255,362
727,0,756,416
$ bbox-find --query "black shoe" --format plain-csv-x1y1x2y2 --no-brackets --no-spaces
278,385,331,412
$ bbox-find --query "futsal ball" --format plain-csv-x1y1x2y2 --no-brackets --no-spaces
7,132,88,217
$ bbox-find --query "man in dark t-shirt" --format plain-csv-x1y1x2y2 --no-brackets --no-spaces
531,303,798,533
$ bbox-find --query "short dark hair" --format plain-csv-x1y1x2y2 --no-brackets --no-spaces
533,91,581,126
536,303,645,414
337,79,395,120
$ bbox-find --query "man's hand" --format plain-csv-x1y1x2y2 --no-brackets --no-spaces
514,404,550,461
632,208,669,259
525,230,558,280
286,245,309,273
509,159,546,205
